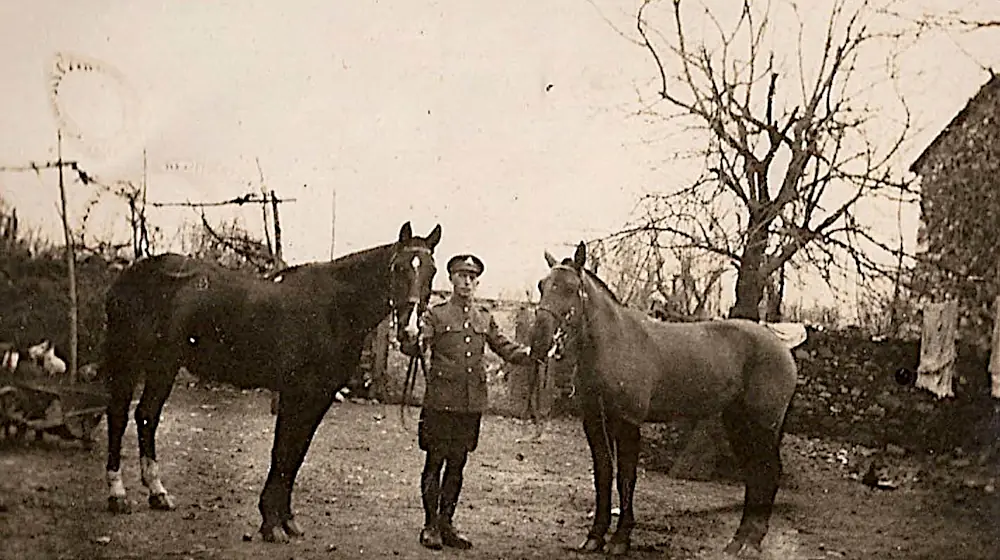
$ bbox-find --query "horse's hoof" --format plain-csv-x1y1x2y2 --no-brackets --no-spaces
148,493,176,511
282,517,304,537
604,541,630,556
578,536,605,553
259,525,289,544
108,497,131,514
723,539,762,558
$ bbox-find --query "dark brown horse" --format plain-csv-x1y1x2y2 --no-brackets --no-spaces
529,243,797,558
103,222,441,543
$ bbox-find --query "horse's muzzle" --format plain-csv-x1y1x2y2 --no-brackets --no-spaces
528,311,558,363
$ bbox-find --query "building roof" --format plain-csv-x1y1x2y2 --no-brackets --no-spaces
909,72,1000,174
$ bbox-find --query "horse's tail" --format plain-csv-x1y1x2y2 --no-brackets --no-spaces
743,324,799,435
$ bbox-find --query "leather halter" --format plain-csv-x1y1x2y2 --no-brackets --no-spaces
537,264,587,360
387,245,435,328
537,264,587,315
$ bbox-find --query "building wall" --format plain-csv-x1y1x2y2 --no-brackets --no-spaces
912,75,1000,349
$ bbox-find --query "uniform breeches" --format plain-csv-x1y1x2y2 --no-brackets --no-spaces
418,409,480,526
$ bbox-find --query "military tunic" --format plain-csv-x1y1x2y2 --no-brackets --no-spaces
402,296,529,452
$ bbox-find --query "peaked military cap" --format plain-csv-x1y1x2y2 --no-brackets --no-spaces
447,254,485,276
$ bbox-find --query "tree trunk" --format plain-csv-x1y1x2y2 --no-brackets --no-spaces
729,222,768,321
764,264,785,322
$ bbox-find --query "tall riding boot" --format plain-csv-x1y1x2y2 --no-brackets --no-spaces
419,454,444,550
438,453,473,549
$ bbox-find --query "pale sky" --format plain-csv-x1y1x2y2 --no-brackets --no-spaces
1,0,998,303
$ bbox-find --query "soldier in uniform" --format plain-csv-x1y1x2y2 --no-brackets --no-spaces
400,253,532,550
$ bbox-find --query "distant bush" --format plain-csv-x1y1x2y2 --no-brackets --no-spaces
0,201,277,366
0,236,119,365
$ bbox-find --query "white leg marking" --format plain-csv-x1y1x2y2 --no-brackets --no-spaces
107,469,127,499
140,457,168,496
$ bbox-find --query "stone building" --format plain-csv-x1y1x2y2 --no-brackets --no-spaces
910,73,1000,348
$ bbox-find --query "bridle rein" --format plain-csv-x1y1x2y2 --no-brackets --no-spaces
387,245,435,429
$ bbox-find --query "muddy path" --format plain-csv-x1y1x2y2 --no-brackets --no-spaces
1,383,996,559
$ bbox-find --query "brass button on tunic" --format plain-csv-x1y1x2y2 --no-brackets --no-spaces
412,297,525,413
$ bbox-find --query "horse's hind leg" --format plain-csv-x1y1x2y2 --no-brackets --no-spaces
106,362,136,514
721,401,783,557
135,365,179,511
579,403,615,553
607,420,640,556
258,387,335,543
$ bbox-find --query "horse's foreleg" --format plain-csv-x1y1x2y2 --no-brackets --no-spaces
722,403,783,557
135,371,177,511
106,372,134,514
258,390,334,543
607,421,640,557
580,408,615,553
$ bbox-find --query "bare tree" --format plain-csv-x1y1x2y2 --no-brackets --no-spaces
589,230,725,320
609,0,915,320
179,214,278,276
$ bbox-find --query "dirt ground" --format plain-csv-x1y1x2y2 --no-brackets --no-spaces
1,382,997,560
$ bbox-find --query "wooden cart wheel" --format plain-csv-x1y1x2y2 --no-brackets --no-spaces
64,412,104,445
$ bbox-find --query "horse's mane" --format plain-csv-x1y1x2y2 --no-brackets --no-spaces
276,243,394,276
559,257,623,306
583,269,623,305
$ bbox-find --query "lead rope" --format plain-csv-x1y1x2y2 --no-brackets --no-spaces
399,339,427,430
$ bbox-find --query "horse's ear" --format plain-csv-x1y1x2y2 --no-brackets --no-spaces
426,224,442,249
573,242,587,270
398,221,413,242
544,251,557,268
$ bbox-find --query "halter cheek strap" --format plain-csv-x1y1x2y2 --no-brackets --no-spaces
387,246,435,308
537,265,588,361
388,246,436,338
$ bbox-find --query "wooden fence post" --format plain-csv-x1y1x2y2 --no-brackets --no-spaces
56,131,78,382
270,190,282,266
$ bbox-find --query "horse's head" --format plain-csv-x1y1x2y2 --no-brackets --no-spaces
390,221,442,339
530,241,588,363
